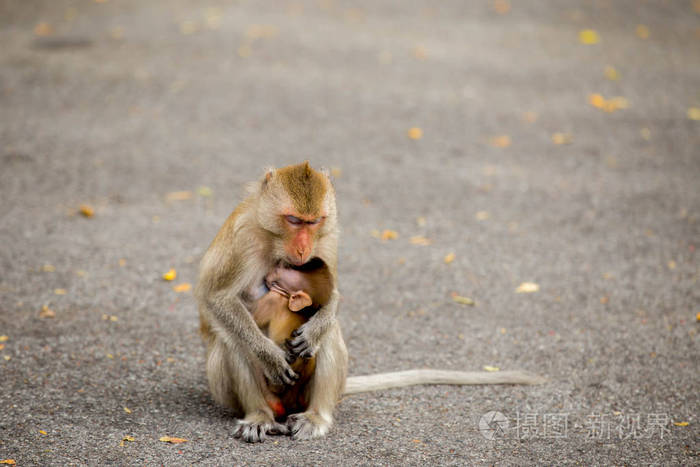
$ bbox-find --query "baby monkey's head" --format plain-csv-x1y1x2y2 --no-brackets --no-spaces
265,257,333,312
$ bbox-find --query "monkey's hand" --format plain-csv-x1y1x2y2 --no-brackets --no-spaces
259,344,300,387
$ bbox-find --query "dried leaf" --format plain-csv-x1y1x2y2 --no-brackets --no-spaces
696,312,700,322
489,135,511,148
0,460,16,465
483,365,500,372
173,283,192,293
492,0,511,15
159,436,188,444
409,236,431,246
416,216,426,226
42,264,55,272
688,107,700,121
551,133,573,145
0,344,4,351
604,65,619,81
579,29,600,45
179,21,198,35
119,258,127,267
413,45,427,60
3,356,10,361
119,435,135,446
197,186,213,197
54,288,67,295
475,211,490,220
166,191,193,201
39,429,47,435
407,127,423,140
451,294,475,306
123,407,132,414
40,305,56,319
79,205,94,218
0,336,8,342
667,260,677,270
635,24,649,39
515,282,539,293
673,421,689,427
163,269,177,281
380,230,398,241
34,22,53,36
444,252,455,264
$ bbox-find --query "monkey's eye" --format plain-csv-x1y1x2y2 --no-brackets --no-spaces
285,215,303,225
307,217,324,225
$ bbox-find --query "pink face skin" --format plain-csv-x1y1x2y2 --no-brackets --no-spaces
281,214,325,266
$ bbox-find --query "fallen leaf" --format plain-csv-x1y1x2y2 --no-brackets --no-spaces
381,230,399,241
589,93,606,108
489,135,511,148
238,43,252,58
54,288,67,295
667,260,677,270
522,111,538,123
163,269,177,281
197,186,213,197
551,133,573,145
696,312,700,322
600,296,609,305
416,216,426,226
475,211,490,220
492,0,511,15
119,435,135,447
579,29,600,45
413,45,427,60
604,65,619,81
124,407,132,414
159,436,188,444
635,24,649,39
0,336,9,342
515,282,539,293
451,294,475,306
107,353,114,359
408,127,423,140
119,258,127,267
39,429,47,435
173,283,192,293
166,191,193,201
79,205,94,218
687,107,700,120
179,20,198,35
674,421,689,427
3,356,10,361
42,264,55,272
409,236,432,246
483,365,500,372
39,305,56,319
640,128,651,140
444,252,455,264
0,460,16,465
34,22,53,36
0,344,4,351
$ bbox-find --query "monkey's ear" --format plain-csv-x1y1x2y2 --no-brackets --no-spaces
288,291,312,312
263,168,274,186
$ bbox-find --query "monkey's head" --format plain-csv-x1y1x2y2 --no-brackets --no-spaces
256,162,337,266
265,259,333,312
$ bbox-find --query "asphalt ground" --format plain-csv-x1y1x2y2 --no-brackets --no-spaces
0,0,698,465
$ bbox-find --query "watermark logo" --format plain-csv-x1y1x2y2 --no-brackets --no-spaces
478,411,509,440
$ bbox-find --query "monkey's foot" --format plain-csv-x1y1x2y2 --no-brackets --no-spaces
233,412,289,443
286,411,331,440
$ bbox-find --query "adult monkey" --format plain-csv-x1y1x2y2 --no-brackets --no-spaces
196,162,544,443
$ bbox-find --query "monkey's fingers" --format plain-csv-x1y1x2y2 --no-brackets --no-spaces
284,367,300,385
287,335,312,359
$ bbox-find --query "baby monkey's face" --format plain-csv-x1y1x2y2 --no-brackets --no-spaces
265,266,307,295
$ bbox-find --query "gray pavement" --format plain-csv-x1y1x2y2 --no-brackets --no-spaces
1,0,698,464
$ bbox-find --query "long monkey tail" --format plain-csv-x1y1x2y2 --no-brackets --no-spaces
343,369,546,395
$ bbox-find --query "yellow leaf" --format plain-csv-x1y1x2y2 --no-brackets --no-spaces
119,258,127,267
604,65,619,81
608,96,629,110
635,24,649,39
0,344,4,351
39,429,47,435
667,260,677,270
522,111,538,123
3,356,10,361
416,216,426,226
444,252,455,264
166,191,193,201
173,283,192,293
39,305,56,319
34,22,53,36
696,312,700,322
492,0,511,15
197,186,213,197
413,45,427,60
43,264,56,272
452,294,475,306
381,230,398,241
515,282,539,293
163,269,177,281
124,407,131,414
489,135,511,148
673,421,689,427
579,29,600,45
0,460,16,465
475,211,490,220
179,20,198,35
0,336,8,342
640,127,651,140
407,127,423,140
409,236,431,246
551,133,573,145
122,435,135,441
107,353,114,359
109,316,118,322
54,288,67,295
687,107,700,121
589,93,606,108
79,205,94,218
159,436,188,444
483,365,500,372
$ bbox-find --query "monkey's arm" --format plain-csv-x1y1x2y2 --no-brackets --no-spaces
286,288,339,359
201,285,299,387
343,369,546,394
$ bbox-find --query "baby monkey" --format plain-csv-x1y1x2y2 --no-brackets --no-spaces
252,258,333,420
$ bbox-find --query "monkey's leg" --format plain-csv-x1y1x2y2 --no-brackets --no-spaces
206,336,288,442
287,321,348,440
